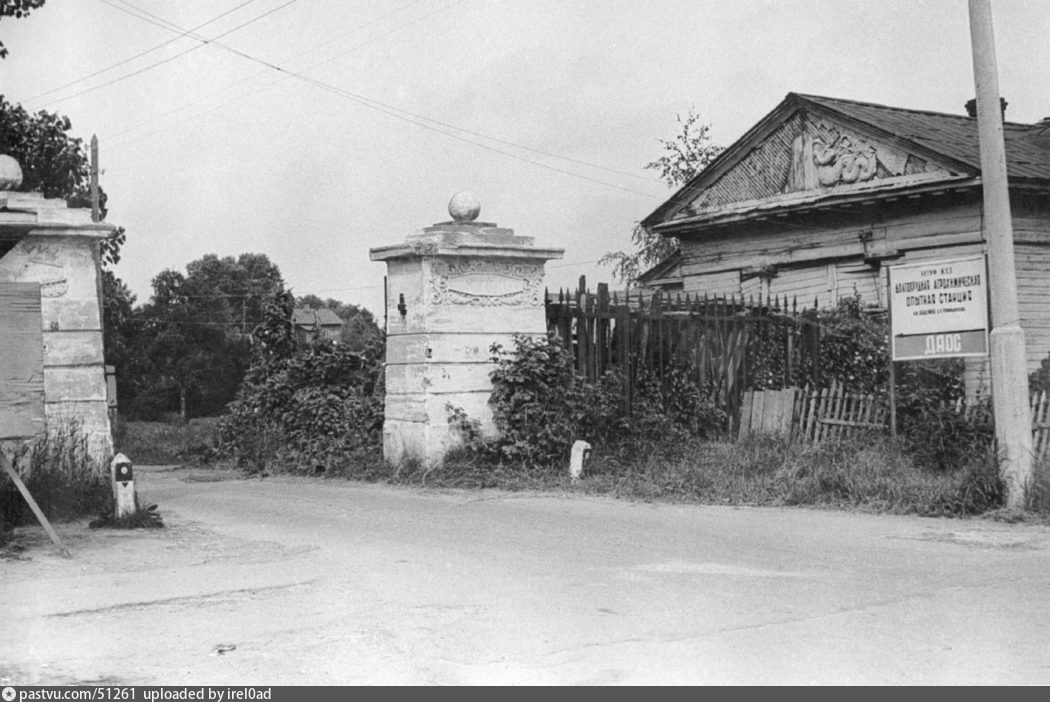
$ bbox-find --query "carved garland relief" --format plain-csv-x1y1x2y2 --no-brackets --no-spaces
428,259,544,307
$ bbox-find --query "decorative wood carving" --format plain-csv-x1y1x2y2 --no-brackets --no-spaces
678,113,950,217
811,122,879,186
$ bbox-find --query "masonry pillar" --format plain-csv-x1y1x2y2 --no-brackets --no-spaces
370,193,564,467
0,155,117,463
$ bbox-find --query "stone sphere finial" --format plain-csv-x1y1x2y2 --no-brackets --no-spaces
448,191,481,223
0,155,23,191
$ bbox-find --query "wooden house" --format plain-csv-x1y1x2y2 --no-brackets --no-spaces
293,307,344,344
639,93,1050,371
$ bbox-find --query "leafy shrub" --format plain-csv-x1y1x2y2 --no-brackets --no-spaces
219,341,384,474
810,293,889,393
483,334,725,468
219,293,385,475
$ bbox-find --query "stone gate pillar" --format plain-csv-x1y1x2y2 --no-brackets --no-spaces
0,155,117,463
370,193,564,467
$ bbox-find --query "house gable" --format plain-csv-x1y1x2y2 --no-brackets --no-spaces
644,94,983,229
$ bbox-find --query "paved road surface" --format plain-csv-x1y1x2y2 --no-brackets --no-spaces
3,465,1050,685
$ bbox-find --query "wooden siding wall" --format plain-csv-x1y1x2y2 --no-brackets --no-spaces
1017,243,1050,370
675,195,1050,371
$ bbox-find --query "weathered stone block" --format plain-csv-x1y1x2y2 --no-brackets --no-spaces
43,365,106,402
42,331,104,366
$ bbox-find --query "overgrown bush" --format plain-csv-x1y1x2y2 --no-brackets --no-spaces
218,292,384,475
480,334,725,468
810,293,889,393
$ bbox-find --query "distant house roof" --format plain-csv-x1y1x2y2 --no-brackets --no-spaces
292,307,344,329
642,92,1050,230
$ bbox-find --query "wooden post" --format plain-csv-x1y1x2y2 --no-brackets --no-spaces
1,452,71,558
110,453,136,519
90,135,100,223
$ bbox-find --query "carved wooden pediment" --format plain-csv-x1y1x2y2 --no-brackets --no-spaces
682,112,960,215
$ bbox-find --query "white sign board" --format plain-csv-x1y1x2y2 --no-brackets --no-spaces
888,255,989,361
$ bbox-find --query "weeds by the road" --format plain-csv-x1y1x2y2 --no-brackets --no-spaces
134,418,1042,521
0,422,112,529
305,433,1025,519
89,501,165,530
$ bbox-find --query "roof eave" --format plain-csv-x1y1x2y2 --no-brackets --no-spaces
651,173,980,235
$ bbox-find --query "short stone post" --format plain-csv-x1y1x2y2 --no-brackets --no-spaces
110,453,135,518
370,193,564,468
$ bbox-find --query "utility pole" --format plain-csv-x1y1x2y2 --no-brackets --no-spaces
90,134,100,223
968,0,1033,509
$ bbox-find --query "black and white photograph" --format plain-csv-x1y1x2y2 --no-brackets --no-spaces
2,0,1050,687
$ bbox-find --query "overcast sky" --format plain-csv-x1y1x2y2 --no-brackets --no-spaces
3,0,1049,317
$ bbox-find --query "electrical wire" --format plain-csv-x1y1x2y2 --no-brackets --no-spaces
89,0,664,193
82,4,995,315
39,0,301,108
25,0,262,104
103,0,432,144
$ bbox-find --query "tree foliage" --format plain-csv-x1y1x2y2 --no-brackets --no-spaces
0,0,47,59
1,94,134,403
476,335,725,468
601,107,723,285
219,292,385,475
122,253,287,420
0,95,125,263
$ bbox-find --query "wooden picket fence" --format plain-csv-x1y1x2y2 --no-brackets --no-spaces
742,384,1050,451
796,382,888,443
739,382,887,443
1033,390,1050,459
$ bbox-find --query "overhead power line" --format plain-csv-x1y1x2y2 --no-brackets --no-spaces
26,0,261,104
89,0,664,194
39,0,301,108
104,0,447,145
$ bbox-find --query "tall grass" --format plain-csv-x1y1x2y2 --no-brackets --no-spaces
1,420,112,526
359,433,1014,518
115,417,222,465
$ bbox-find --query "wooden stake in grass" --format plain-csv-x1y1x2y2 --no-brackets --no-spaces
0,452,72,559
110,453,136,519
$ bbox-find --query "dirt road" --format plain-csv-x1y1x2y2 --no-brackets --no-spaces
3,465,1050,685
